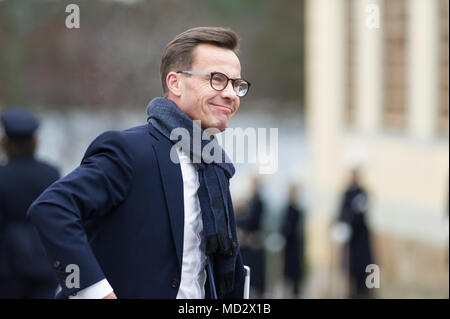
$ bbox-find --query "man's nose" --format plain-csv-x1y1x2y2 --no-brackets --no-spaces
220,80,238,99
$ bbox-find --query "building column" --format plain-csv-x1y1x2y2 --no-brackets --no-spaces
355,0,383,135
305,0,347,281
306,0,346,191
408,0,439,139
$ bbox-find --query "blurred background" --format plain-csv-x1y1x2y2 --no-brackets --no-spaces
0,0,448,298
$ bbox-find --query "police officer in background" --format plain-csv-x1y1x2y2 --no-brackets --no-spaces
281,183,305,298
0,108,59,298
337,169,374,299
237,176,266,298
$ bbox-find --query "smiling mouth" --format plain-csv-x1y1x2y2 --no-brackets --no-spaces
210,103,233,114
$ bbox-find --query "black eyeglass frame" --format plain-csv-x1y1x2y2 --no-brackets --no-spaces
176,70,251,97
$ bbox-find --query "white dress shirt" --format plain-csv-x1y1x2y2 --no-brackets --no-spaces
70,146,206,299
175,146,207,298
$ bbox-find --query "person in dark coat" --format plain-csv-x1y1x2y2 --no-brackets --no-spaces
337,169,374,299
237,176,266,298
281,183,305,298
0,108,60,298
26,27,248,299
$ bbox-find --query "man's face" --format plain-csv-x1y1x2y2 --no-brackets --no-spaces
172,43,242,132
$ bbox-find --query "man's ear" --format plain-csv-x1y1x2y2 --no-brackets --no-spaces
166,71,182,97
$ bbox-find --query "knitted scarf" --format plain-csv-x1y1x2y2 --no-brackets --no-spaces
146,97,238,297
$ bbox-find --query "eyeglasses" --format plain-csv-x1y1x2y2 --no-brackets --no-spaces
176,71,251,97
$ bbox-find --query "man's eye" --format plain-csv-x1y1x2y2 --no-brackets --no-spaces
212,76,225,83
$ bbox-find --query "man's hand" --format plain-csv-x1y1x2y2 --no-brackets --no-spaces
103,292,117,299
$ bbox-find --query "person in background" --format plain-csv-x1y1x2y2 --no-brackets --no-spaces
0,108,59,298
337,169,374,299
237,176,266,298
281,183,305,298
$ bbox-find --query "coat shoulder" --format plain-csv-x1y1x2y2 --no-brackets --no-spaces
83,124,162,172
105,124,159,147
86,124,157,154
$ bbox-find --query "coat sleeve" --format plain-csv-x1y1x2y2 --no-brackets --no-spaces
27,130,134,298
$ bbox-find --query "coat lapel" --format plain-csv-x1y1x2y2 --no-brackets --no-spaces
148,125,184,269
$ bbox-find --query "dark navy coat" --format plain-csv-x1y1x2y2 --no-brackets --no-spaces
281,204,305,283
0,156,59,284
338,184,373,287
27,124,245,299
237,193,265,294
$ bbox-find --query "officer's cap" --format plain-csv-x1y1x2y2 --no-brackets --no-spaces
0,108,40,138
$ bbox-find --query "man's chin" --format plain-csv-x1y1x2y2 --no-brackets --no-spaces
214,118,229,132
202,120,228,132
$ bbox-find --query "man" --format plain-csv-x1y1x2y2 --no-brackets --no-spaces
0,108,59,298
281,183,305,298
337,169,374,299
237,176,266,298
27,27,250,299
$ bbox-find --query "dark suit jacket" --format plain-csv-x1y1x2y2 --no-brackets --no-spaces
0,156,59,281
27,124,245,299
338,185,373,279
281,204,304,282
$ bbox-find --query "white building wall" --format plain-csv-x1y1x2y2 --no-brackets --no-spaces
306,0,449,250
